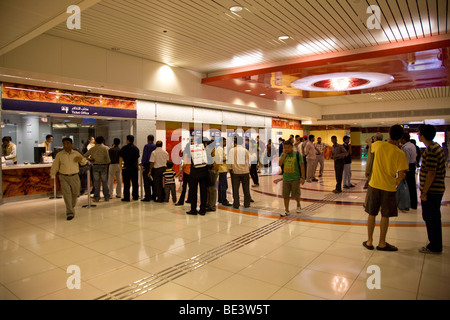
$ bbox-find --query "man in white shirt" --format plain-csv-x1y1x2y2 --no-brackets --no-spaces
314,137,329,178
401,132,418,210
38,134,54,155
293,135,301,153
301,135,309,175
216,138,232,206
149,140,169,202
50,137,87,220
228,136,251,209
187,137,209,215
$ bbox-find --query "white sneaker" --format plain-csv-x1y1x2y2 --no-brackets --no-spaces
280,211,290,217
296,206,302,213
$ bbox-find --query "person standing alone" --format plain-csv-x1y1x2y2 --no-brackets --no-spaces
279,140,305,216
331,136,347,194
51,138,87,220
343,136,355,188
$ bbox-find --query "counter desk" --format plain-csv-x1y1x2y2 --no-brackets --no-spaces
1,164,61,201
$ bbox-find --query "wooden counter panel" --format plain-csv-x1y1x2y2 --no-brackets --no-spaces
2,166,60,198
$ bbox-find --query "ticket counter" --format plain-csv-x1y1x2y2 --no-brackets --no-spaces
1,82,137,202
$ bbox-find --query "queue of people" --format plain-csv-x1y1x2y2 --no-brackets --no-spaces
47,132,335,221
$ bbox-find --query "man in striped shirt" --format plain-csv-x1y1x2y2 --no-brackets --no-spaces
418,124,446,254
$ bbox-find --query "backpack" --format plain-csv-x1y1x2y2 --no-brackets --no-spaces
296,152,304,179
396,180,410,211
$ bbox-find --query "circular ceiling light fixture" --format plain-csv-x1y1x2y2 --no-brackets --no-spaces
278,35,289,41
291,72,394,92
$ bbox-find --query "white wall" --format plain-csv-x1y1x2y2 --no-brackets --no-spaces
137,100,271,129
321,97,450,115
276,99,322,120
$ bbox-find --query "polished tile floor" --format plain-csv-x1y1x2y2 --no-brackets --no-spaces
1,160,449,300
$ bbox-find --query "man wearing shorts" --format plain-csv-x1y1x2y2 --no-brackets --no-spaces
279,140,305,217
364,124,408,251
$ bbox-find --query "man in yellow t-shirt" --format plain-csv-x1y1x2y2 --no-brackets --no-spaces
364,125,408,252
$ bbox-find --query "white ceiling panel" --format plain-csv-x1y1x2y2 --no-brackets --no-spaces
38,0,449,74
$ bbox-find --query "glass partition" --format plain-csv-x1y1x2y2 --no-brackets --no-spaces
1,111,134,164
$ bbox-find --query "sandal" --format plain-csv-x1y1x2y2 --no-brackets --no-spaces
363,241,374,250
376,243,398,251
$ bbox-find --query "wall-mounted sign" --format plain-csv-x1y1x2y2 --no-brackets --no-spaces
1,83,136,119
272,118,302,129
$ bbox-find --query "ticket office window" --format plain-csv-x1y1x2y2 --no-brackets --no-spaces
1,112,134,164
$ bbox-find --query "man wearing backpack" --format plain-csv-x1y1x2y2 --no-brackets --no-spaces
279,140,305,217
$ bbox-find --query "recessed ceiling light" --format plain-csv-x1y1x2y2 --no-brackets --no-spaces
278,36,289,41
259,93,266,96
230,6,243,12
245,89,252,92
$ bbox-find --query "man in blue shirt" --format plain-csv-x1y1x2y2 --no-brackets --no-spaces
141,135,156,201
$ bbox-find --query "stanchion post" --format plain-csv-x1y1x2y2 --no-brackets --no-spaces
49,176,62,199
83,168,96,208
139,166,143,199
